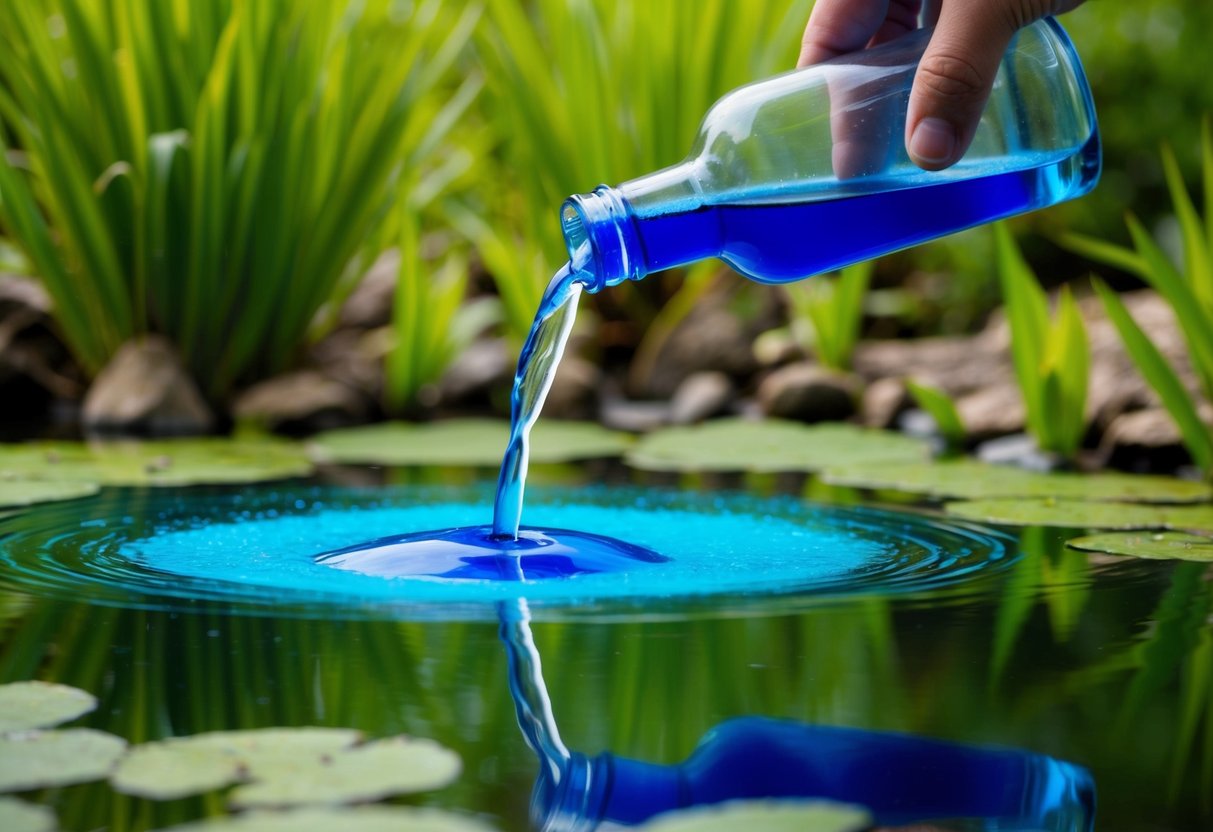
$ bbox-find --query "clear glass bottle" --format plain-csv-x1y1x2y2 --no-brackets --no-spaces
560,17,1100,291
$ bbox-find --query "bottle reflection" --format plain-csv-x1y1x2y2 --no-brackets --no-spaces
498,601,1095,832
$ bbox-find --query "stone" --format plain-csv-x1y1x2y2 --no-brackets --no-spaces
853,333,1011,397
975,433,1061,472
338,249,399,330
861,377,910,429
955,383,1025,441
600,396,671,433
634,305,758,398
542,356,602,420
756,363,861,423
82,336,214,435
1098,408,1191,474
0,275,83,413
751,328,804,368
669,372,734,425
233,370,371,434
436,338,511,407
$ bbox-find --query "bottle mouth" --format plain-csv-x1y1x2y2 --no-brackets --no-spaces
561,203,589,260
559,187,643,291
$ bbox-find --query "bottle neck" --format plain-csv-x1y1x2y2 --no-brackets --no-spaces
560,161,718,292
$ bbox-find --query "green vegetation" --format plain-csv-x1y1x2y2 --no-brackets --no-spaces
784,262,873,372
0,0,472,399
1065,125,1213,477
996,225,1090,460
904,380,967,450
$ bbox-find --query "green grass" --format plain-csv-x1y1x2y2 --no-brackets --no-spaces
0,0,472,400
996,225,1090,459
1064,124,1213,476
783,261,873,372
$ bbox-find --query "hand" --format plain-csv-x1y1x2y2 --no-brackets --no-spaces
799,0,1085,171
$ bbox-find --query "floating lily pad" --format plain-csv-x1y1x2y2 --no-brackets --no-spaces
309,419,630,467
637,800,871,832
626,419,928,473
946,499,1213,531
229,736,461,809
0,478,99,508
0,439,312,487
156,806,498,832
0,728,126,792
0,797,55,832
821,460,1213,503
112,728,362,799
1067,531,1213,562
0,681,96,733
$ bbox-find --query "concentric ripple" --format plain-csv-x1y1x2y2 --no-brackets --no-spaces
0,484,1015,620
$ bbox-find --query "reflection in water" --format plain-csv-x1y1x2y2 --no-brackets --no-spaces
500,600,1095,831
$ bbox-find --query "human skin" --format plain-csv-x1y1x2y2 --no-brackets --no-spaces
798,0,1085,171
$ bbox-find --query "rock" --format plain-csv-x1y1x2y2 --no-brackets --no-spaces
861,377,910,429
309,328,384,398
542,356,602,420
756,363,861,423
752,328,804,368
669,371,734,425
634,305,758,398
437,338,512,405
0,275,83,414
600,396,670,433
82,336,214,435
975,433,1061,472
955,384,1025,441
853,334,1011,397
338,249,399,330
233,370,370,434
1098,408,1191,474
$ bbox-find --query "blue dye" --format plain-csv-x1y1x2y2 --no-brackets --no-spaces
319,525,665,581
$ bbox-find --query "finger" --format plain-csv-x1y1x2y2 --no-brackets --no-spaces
905,0,1018,170
798,0,890,67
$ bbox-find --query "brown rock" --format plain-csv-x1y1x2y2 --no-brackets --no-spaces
437,338,512,405
338,249,398,330
861,377,911,429
82,336,214,435
633,306,758,398
233,370,370,434
669,371,734,424
600,396,670,433
757,363,861,423
955,384,1025,440
542,356,602,420
0,275,82,408
1098,408,1191,473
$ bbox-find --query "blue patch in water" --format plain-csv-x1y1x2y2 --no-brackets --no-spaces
0,485,1014,619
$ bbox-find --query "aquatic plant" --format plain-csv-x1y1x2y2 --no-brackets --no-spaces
903,379,967,450
0,0,475,399
995,225,1091,459
783,262,873,373
1064,124,1213,476
467,0,809,340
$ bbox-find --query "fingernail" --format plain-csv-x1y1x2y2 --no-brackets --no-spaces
909,117,957,166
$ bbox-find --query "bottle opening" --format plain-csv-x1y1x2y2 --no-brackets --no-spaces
561,203,588,261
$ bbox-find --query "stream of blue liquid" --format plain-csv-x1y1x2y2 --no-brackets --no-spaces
318,148,1093,583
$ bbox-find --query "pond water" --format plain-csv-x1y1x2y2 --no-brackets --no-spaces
0,467,1209,831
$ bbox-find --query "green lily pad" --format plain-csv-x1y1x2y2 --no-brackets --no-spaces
626,419,928,473
0,478,100,508
821,460,1213,503
112,728,363,799
0,797,56,832
0,681,96,733
308,419,630,467
229,736,461,809
155,806,497,832
0,439,312,487
946,498,1213,531
0,728,127,792
1067,531,1213,562
637,800,871,832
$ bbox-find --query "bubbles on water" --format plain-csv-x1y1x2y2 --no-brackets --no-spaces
0,484,1014,620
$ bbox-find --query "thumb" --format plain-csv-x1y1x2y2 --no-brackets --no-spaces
905,9,1017,170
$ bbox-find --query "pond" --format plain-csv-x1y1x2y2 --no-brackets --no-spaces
0,462,1209,831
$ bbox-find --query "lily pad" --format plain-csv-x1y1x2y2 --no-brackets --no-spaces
625,419,929,473
155,806,498,832
821,460,1213,503
309,419,630,467
0,439,312,487
0,681,96,733
637,800,871,832
0,728,127,792
112,728,363,799
0,797,55,832
229,736,461,809
0,479,100,508
945,499,1213,531
1067,531,1213,562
